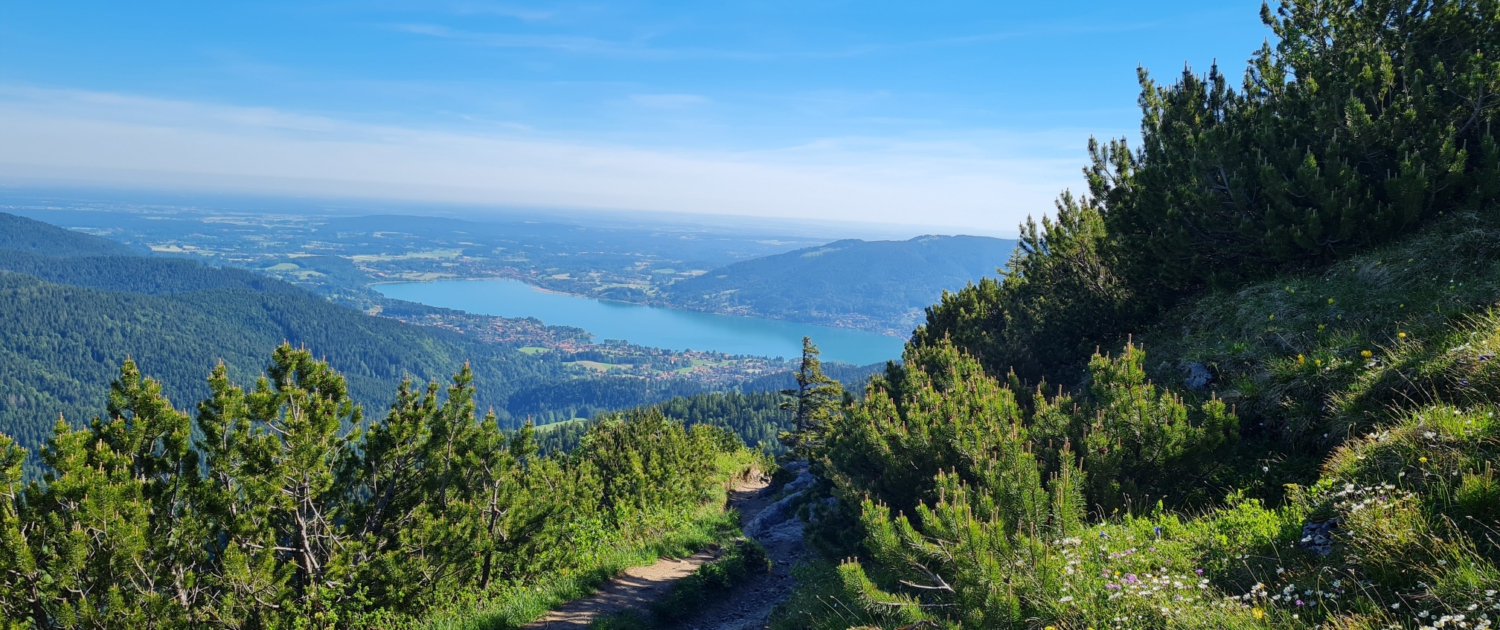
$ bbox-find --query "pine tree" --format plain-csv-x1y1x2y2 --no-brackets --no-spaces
779,337,845,459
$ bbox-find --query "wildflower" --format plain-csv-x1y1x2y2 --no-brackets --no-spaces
1420,457,1429,464
1297,354,1306,365
1252,608,1265,620
1329,298,1335,304
1399,332,1407,339
1362,350,1373,359
1392,602,1401,610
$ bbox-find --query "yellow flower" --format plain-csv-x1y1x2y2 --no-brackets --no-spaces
1398,332,1407,339
1269,314,1275,321
1361,350,1373,359
1297,354,1306,365
1253,608,1266,620
1328,298,1335,304
1419,457,1428,464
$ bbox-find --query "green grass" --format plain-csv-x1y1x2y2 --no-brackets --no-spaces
566,360,626,372
383,498,738,630
1149,211,1500,448
648,537,771,623
768,561,887,630
351,452,767,630
408,457,764,629
780,404,1500,629
417,507,738,630
774,212,1500,629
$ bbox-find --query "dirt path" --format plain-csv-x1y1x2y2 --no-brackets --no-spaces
523,478,777,629
669,467,812,630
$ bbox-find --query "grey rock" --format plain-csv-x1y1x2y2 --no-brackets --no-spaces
782,470,816,495
756,517,807,547
1299,519,1340,556
743,486,807,538
1184,363,1214,390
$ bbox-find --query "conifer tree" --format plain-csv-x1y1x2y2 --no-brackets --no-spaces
0,433,36,625
779,337,844,459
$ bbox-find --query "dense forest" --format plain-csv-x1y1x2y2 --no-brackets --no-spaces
533,390,796,455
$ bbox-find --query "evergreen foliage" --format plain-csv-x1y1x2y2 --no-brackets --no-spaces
779,338,846,459
532,390,794,455
918,0,1500,382
0,347,753,628
774,3,1500,628
0,213,135,257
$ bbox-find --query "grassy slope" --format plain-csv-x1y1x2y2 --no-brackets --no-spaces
1140,212,1500,492
777,212,1500,629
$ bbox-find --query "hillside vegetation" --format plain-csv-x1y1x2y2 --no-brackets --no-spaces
0,214,723,463
664,235,1016,334
768,1,1500,629
0,347,760,627
6,0,1500,627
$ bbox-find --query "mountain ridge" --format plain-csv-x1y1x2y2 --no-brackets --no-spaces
662,234,1015,334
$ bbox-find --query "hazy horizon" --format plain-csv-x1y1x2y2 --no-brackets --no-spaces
1,1,1268,234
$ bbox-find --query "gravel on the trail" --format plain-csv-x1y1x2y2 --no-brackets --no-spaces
523,471,815,629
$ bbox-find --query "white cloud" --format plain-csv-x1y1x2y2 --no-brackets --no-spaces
0,86,1084,235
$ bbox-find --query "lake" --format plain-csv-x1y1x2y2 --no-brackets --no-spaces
375,278,906,365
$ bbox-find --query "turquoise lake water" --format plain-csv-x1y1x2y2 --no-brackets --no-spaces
375,279,906,366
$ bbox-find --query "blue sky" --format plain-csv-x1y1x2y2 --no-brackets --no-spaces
0,1,1270,235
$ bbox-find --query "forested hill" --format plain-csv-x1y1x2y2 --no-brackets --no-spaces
662,234,1015,334
0,213,703,458
0,212,136,256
